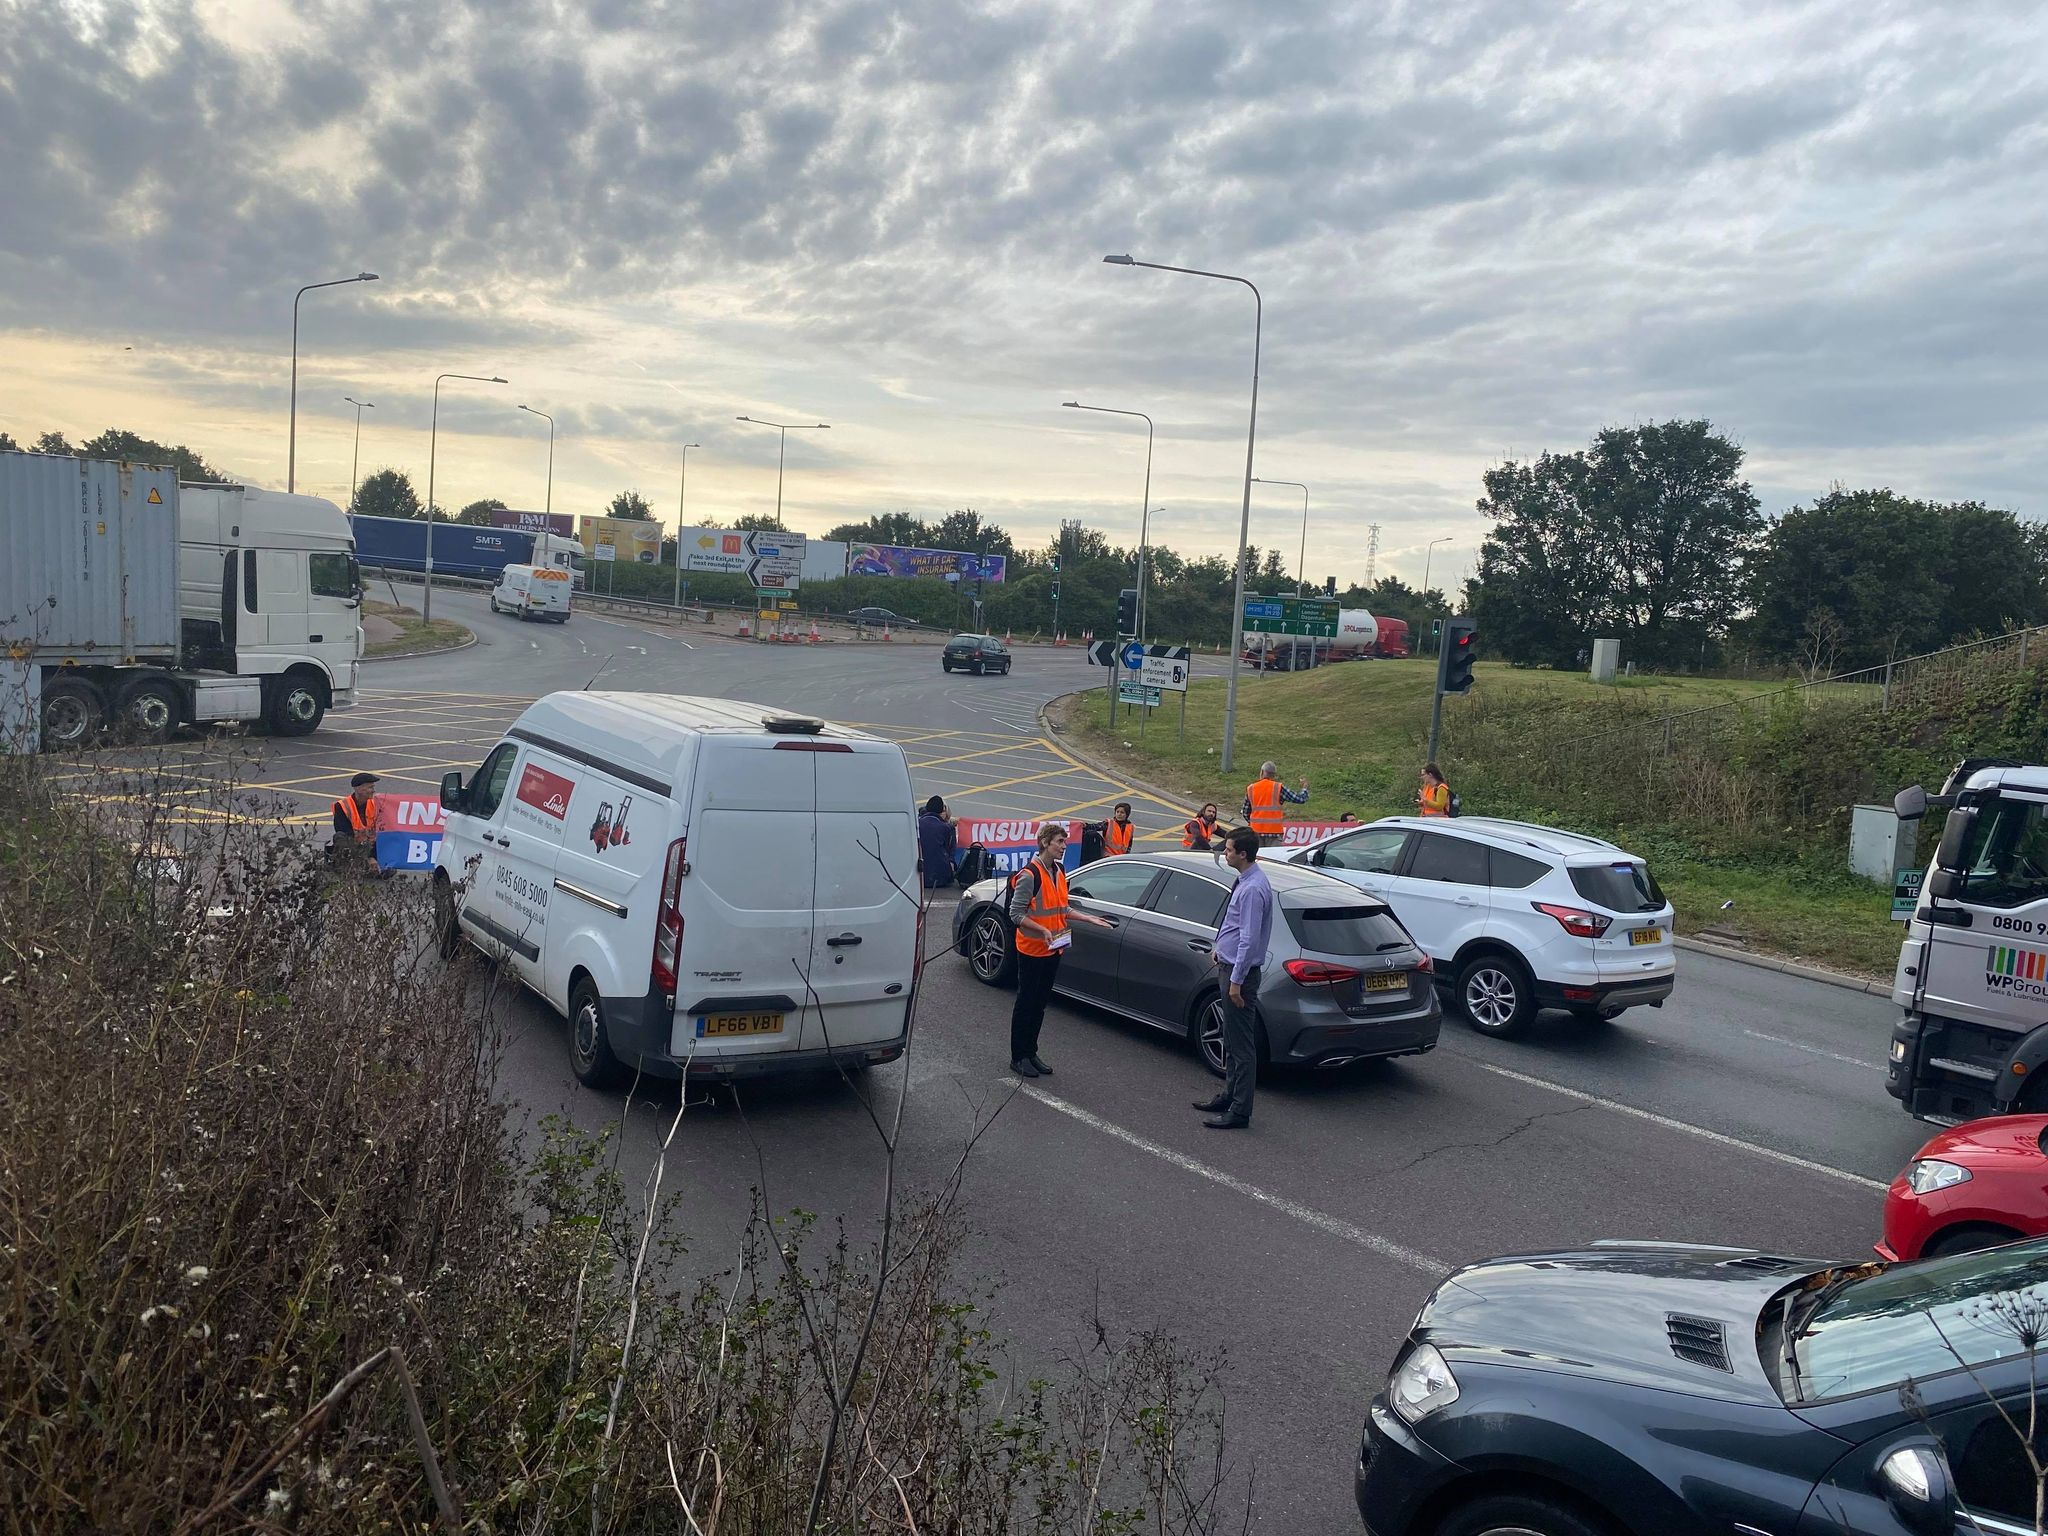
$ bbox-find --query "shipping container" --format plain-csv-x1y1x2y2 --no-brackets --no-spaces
0,452,180,664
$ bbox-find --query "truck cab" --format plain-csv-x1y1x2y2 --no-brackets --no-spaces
1888,761,2048,1122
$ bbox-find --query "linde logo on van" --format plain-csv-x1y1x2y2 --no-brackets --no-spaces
1985,944,2048,1000
516,763,575,820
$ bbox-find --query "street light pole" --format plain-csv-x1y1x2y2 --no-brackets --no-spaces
1253,478,1312,667
1104,254,1261,774
288,272,378,493
1420,537,1452,653
517,405,554,516
343,397,373,514
1061,400,1154,641
673,442,700,610
735,415,830,528
424,372,507,622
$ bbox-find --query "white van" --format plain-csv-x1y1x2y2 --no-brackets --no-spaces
432,692,921,1086
490,563,573,622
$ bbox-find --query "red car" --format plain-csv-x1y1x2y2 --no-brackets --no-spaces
1878,1113,2048,1260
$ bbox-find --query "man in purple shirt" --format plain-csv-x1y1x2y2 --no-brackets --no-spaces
1193,825,1274,1129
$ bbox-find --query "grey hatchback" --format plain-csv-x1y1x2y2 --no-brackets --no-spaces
951,851,1441,1074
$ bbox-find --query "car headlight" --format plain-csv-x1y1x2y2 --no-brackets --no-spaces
1905,1159,1973,1195
1388,1342,1460,1423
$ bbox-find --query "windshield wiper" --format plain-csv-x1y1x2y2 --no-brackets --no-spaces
1777,1291,1804,1399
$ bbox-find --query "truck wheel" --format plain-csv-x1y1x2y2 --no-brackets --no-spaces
40,678,105,748
113,678,182,744
267,675,326,737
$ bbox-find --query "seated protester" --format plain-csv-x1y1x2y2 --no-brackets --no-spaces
919,796,959,888
1182,802,1221,850
1104,802,1135,856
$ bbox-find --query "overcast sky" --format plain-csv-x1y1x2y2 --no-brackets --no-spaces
4,0,2044,589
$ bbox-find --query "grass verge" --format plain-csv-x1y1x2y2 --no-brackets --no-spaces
1055,659,1905,978
363,598,472,659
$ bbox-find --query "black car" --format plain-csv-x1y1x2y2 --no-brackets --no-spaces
941,633,1011,675
847,606,912,628
1357,1235,2048,1536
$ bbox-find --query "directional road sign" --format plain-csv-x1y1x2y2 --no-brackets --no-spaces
683,528,807,589
1088,640,1119,667
1122,641,1147,670
1241,594,1337,638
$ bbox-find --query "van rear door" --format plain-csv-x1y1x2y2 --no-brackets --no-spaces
807,741,918,1050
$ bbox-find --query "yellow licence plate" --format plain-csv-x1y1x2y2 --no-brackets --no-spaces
698,1011,784,1038
1364,972,1407,992
1629,928,1664,946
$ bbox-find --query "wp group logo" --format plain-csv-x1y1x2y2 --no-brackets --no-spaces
1985,943,2048,1001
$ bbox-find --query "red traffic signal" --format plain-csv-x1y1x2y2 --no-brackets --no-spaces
1440,616,1478,694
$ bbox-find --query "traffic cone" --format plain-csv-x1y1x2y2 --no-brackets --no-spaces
1004,627,1012,644
882,624,892,642
738,616,752,638
809,619,820,644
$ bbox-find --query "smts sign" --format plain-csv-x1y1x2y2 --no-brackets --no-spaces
374,793,447,871
1984,944,2048,1002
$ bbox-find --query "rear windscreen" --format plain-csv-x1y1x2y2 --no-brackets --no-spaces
1284,906,1413,956
1569,862,1665,912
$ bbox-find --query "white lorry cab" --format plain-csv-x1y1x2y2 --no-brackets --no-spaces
491,563,573,622
1889,759,2048,1122
433,692,921,1086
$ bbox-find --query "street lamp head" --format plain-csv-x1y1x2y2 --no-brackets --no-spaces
489,376,506,383
736,415,753,423
684,441,701,449
1061,400,1079,408
1102,254,1134,266
358,272,379,282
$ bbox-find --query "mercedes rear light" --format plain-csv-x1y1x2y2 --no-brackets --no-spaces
1532,901,1611,939
652,837,686,996
1283,958,1363,986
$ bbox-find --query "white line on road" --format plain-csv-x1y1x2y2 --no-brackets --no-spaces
1466,1061,1888,1191
1742,1030,1884,1072
1012,1081,1453,1277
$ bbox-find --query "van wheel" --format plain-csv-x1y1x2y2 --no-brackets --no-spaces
966,909,1016,987
1457,952,1536,1037
433,875,463,961
267,675,326,736
568,976,627,1089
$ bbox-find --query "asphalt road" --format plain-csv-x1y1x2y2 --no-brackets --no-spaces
83,587,1935,1531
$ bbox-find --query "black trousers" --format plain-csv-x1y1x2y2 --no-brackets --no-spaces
1218,963,1262,1121
1010,951,1062,1063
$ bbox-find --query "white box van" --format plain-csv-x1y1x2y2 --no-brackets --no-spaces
490,563,573,622
432,692,922,1086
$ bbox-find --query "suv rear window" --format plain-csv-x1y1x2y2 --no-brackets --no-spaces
1568,862,1665,912
1285,905,1413,956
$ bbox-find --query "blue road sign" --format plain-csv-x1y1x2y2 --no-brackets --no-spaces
1122,641,1146,670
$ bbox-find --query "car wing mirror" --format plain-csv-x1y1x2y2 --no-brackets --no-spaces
1877,1442,1955,1536
440,772,467,813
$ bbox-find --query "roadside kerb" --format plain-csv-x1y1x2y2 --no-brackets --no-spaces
1039,692,1894,998
362,631,478,663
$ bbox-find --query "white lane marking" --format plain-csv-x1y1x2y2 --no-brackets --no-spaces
1466,1061,1887,1191
1011,1081,1452,1277
1742,1030,1884,1072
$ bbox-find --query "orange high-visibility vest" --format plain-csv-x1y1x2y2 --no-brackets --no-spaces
1014,860,1070,958
335,795,380,836
1419,783,1450,817
1104,821,1133,856
1246,778,1284,839
1182,817,1215,850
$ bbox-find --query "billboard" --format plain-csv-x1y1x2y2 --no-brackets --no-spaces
492,507,574,537
848,544,1007,584
578,515,663,565
678,526,807,588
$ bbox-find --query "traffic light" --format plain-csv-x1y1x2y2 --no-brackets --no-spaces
1440,615,1478,694
1049,555,1061,575
1116,587,1138,637
1324,575,1336,598
1051,582,1061,601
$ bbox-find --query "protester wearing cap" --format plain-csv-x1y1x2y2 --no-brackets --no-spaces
332,771,382,858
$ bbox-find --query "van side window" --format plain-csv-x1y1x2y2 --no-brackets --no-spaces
468,745,518,818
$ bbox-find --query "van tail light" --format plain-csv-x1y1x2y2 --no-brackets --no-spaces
652,837,687,995
1284,959,1362,986
1533,902,1611,939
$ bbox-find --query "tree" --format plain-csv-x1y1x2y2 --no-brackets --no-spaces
456,497,507,526
607,490,653,521
0,432,17,452
77,428,230,484
353,467,424,521
1469,420,1762,668
928,508,1014,557
732,512,787,532
827,512,925,546
34,431,73,455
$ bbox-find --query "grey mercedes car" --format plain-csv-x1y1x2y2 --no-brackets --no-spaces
951,851,1442,1074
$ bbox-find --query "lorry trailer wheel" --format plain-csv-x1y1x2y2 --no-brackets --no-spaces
267,677,326,737
113,678,182,744
40,678,105,748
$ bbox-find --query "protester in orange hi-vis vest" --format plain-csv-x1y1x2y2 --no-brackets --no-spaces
1242,761,1309,846
330,771,385,872
1418,763,1452,817
1104,802,1134,856
1005,823,1111,1078
1182,802,1221,850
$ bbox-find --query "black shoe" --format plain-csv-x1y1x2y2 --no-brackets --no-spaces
1029,1055,1053,1075
1191,1095,1231,1112
1011,1059,1042,1079
1202,1114,1251,1130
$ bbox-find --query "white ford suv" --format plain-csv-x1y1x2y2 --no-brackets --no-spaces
1281,816,1674,1036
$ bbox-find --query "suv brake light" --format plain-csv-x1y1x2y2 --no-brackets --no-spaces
652,837,687,995
1284,958,1362,986
1533,901,1611,939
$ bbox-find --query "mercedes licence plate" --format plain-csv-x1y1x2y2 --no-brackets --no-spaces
1364,972,1407,992
1629,927,1664,946
697,1011,784,1038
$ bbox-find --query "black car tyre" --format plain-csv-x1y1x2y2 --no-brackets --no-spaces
941,659,953,672
966,908,1016,987
568,975,627,1089
999,661,1012,675
1923,1222,2024,1258
970,659,984,675
433,874,464,961
1457,951,1536,1037
1435,1492,1615,1536
1189,987,1266,1079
